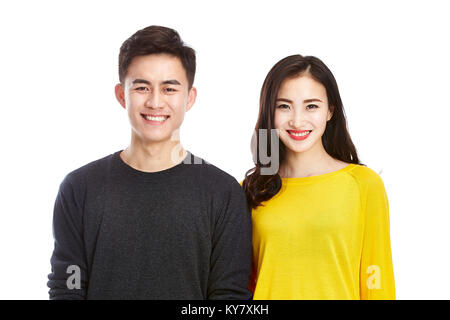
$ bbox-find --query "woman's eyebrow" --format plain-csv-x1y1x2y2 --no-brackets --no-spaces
276,98,293,103
303,98,323,103
276,98,323,103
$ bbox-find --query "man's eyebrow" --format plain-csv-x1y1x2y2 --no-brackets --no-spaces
131,79,181,86
161,79,181,85
131,79,151,85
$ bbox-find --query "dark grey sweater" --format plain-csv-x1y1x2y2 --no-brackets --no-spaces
47,150,252,300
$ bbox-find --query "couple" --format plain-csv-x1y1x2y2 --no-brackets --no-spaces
47,25,395,300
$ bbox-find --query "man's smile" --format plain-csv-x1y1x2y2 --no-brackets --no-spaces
140,113,170,123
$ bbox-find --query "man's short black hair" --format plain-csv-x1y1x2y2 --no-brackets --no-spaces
118,25,196,89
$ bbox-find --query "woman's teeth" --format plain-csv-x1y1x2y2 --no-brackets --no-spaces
290,131,311,137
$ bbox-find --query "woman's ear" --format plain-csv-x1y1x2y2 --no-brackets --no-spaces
327,105,335,121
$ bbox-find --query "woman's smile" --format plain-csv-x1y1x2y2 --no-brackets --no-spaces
287,129,312,141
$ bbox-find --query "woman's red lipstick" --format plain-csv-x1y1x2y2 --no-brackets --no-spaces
287,130,312,141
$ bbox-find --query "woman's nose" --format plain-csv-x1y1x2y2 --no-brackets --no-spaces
289,109,306,128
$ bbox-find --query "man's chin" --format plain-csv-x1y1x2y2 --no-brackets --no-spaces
130,130,172,144
141,135,174,144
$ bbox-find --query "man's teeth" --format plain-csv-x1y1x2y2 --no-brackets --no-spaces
144,115,167,122
290,131,311,137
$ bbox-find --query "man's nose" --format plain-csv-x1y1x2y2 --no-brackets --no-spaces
145,91,163,109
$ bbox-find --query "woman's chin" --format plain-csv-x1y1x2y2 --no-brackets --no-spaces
281,138,314,154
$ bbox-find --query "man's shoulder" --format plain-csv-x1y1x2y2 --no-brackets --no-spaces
184,152,240,190
62,151,118,186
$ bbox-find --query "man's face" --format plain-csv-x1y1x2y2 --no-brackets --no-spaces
115,53,196,145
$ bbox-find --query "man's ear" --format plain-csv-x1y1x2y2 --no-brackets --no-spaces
185,86,197,112
327,105,335,121
115,83,126,109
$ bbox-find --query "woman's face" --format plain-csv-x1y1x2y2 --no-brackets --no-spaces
274,74,333,154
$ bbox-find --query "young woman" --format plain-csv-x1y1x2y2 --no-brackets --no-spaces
242,55,395,300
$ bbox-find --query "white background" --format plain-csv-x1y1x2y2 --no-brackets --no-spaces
1,0,449,299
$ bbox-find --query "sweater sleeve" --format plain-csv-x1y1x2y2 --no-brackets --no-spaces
207,179,253,300
47,173,88,300
239,179,256,294
359,171,395,300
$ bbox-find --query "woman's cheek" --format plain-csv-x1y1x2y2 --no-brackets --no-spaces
273,111,286,130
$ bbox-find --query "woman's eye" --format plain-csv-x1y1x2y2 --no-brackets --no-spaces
277,104,290,109
306,104,318,109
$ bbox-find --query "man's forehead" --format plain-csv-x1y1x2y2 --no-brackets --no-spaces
129,54,184,71
125,56,187,85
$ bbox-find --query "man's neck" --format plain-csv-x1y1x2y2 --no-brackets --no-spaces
120,137,187,173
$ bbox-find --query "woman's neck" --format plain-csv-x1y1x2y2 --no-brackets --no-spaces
279,144,343,178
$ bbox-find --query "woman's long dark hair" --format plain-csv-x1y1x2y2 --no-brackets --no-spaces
243,54,362,209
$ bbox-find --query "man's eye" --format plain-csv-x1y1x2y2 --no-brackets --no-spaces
136,87,148,91
277,104,290,109
165,87,177,92
306,104,318,109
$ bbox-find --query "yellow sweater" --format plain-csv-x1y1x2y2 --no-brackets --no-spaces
248,164,395,300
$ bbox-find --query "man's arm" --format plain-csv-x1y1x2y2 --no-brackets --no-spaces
47,173,88,300
207,179,253,300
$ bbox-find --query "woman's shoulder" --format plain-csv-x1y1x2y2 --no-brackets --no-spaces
346,163,386,192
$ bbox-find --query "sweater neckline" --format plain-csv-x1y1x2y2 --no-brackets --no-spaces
113,149,192,179
281,163,357,185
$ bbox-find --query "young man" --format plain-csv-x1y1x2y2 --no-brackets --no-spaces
47,26,252,300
